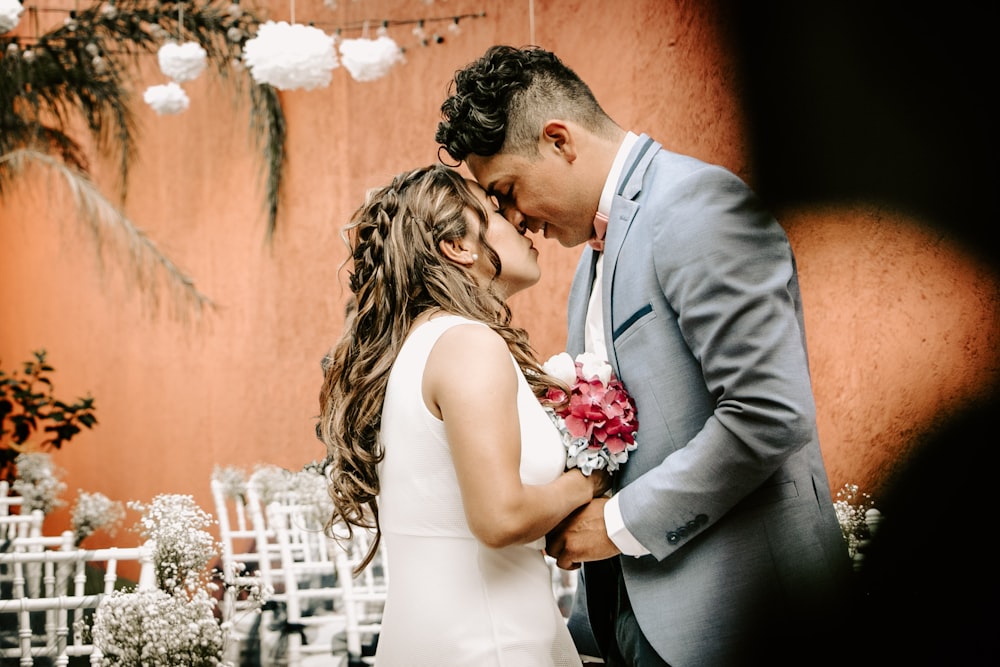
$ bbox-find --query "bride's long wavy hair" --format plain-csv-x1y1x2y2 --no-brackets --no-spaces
318,164,565,572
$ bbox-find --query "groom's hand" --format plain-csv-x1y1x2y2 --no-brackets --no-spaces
545,497,621,570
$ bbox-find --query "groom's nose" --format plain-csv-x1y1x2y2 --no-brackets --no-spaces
502,206,529,235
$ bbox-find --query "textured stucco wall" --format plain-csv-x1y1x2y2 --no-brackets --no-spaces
1,0,996,541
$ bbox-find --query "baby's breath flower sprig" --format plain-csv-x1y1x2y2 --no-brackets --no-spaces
248,463,296,505
291,464,335,528
92,587,225,666
833,482,877,559
11,452,67,514
129,494,219,595
71,490,126,546
211,465,248,501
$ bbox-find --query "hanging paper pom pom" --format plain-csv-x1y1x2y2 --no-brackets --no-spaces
0,0,25,34
157,41,208,83
242,21,338,91
338,35,403,82
143,82,190,115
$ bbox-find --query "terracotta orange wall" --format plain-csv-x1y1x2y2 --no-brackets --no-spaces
2,0,997,544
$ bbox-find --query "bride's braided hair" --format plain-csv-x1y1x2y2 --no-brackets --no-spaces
318,164,564,572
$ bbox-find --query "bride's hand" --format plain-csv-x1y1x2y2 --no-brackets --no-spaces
588,469,611,497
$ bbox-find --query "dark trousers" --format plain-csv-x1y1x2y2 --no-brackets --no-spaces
579,559,671,667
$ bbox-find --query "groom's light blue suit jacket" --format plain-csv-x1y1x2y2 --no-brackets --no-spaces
567,136,850,666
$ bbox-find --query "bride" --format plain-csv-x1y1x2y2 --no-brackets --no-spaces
317,164,608,666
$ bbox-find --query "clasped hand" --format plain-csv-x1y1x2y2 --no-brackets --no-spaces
545,470,621,570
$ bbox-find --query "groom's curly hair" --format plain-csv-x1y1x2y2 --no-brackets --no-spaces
436,45,617,163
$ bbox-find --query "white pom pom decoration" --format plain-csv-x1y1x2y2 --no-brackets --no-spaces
143,82,190,115
338,35,403,82
157,41,208,82
242,21,338,91
0,0,25,34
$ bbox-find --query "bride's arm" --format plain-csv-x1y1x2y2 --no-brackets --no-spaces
425,323,602,549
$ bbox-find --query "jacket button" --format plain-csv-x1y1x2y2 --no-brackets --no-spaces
696,513,708,525
667,531,679,544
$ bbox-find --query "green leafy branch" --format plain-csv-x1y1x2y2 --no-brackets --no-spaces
0,350,98,481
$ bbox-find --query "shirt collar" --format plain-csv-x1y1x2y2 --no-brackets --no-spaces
598,131,640,218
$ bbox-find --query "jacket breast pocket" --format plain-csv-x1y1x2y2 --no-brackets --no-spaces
612,303,654,343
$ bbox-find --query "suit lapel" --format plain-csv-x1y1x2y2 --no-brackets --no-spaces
568,135,661,358
600,135,660,373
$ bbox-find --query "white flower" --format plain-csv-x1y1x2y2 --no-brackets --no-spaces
338,34,403,82
130,494,218,593
243,21,338,91
71,490,125,545
542,352,577,386
92,588,223,665
0,0,24,34
157,41,208,82
576,352,612,385
212,464,248,500
12,453,66,514
143,82,190,115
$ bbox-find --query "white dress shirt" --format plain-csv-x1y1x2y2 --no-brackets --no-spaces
584,132,650,557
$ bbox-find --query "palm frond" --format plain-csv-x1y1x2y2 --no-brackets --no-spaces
0,0,288,317
1,148,214,318
250,82,285,240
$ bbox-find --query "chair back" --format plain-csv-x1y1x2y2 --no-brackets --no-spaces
0,480,25,517
333,524,387,666
210,476,270,626
264,498,346,666
0,541,155,666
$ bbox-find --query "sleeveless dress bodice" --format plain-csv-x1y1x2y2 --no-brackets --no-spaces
375,315,582,667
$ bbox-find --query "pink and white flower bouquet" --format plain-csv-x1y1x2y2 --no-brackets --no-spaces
541,352,639,475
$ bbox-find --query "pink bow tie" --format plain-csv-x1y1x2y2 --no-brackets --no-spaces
589,211,608,252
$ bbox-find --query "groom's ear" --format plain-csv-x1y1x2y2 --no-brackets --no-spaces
541,120,576,163
439,238,475,266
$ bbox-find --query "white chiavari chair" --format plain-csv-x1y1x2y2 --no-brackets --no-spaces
0,480,25,518
265,499,347,666
210,476,268,629
0,540,155,666
0,509,42,545
546,554,579,619
333,525,387,667
0,510,45,599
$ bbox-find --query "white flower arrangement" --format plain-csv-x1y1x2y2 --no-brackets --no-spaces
11,452,67,514
143,82,190,115
84,492,268,665
157,41,208,82
291,463,334,527
92,587,224,666
0,0,24,34
833,482,881,561
212,464,248,501
71,490,126,545
338,34,403,82
130,494,219,593
242,20,338,91
248,463,296,505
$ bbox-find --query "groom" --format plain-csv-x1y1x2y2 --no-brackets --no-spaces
436,45,851,666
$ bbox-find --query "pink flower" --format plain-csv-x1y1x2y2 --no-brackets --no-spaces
541,354,639,474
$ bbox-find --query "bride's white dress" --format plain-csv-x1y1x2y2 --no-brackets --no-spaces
375,315,583,667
